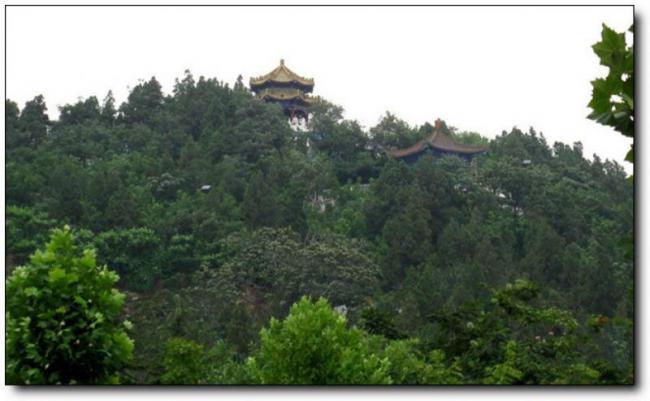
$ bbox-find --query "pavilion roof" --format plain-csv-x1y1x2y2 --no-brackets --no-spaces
388,119,488,158
250,59,314,90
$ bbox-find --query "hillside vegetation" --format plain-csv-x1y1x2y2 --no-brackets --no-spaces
5,68,633,384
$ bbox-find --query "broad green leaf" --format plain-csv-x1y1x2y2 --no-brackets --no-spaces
48,267,67,283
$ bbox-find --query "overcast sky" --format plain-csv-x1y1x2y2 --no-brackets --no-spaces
5,5,633,171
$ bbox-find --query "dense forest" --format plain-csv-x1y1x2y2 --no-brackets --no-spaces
4,26,634,385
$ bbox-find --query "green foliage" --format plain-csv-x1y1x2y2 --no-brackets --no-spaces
58,96,101,126
482,340,523,384
381,182,433,283
93,228,161,292
18,95,50,148
6,226,133,384
161,337,207,384
450,129,490,147
118,77,164,127
5,205,58,268
5,99,28,148
5,67,633,384
425,279,628,384
213,227,379,318
588,24,634,162
160,337,246,384
382,340,462,384
124,268,257,383
246,297,465,385
101,91,117,125
247,297,391,384
587,23,634,275
369,112,424,149
360,306,404,340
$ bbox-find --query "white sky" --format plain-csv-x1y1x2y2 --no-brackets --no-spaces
5,5,633,171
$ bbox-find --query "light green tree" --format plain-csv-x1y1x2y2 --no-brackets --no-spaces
247,296,391,384
6,226,133,384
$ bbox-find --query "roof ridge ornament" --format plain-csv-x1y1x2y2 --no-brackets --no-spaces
280,58,285,66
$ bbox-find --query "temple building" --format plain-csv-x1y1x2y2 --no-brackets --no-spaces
250,59,314,123
388,119,488,164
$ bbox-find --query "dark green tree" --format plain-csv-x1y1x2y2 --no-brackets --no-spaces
5,206,57,269
100,90,117,126
19,95,50,147
119,77,165,127
58,96,101,126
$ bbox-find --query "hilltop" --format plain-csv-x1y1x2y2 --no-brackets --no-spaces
5,71,633,384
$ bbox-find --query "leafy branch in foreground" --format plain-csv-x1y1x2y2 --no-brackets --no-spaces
588,23,634,163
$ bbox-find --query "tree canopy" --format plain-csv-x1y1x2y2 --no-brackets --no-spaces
6,227,133,384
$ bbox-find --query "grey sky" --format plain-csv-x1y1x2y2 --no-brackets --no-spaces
6,6,633,172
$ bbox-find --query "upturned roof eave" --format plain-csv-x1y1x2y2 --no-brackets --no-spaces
389,125,488,158
250,78,314,89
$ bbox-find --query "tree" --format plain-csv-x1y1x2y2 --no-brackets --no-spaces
161,337,245,384
38,155,91,225
5,99,30,149
363,159,413,238
5,99,20,132
223,100,292,163
160,337,208,384
427,279,611,384
382,340,462,384
119,77,165,126
19,95,50,147
215,228,379,319
242,170,283,228
234,74,246,92
359,306,404,340
125,269,256,383
297,234,380,307
381,183,433,284
369,111,420,149
5,226,134,384
247,297,390,384
100,90,117,125
5,206,57,269
306,96,344,133
58,97,101,126
93,228,162,292
450,130,490,147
